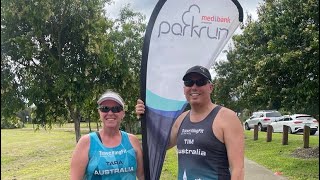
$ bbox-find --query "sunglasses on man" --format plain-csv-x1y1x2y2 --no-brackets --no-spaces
184,79,209,87
98,106,123,113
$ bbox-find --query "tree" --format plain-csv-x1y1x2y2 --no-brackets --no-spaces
1,55,25,122
1,0,113,141
1,0,147,141
76,5,146,135
214,0,319,116
109,7,146,133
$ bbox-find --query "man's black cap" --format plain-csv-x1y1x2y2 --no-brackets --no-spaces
182,65,212,81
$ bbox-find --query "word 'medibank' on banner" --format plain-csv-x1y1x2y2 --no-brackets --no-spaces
140,0,243,179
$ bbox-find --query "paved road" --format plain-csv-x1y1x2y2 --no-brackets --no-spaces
245,158,288,180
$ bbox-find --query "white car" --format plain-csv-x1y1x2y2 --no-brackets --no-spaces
244,110,282,131
270,114,319,135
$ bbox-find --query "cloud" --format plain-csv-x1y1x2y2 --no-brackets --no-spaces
106,0,157,19
107,0,263,21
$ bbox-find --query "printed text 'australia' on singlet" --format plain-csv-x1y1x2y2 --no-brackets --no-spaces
85,131,137,180
177,106,231,180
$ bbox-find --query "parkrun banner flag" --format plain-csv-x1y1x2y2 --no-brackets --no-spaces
140,0,243,179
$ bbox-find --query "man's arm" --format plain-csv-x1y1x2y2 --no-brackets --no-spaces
221,108,245,180
167,111,189,149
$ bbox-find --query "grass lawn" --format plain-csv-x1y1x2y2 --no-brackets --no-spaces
1,124,318,179
1,128,76,179
161,147,178,179
244,130,319,180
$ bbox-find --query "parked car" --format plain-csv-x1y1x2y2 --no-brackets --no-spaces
270,114,319,135
244,110,282,131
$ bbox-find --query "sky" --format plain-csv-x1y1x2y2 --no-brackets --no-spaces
106,0,264,21
105,0,264,73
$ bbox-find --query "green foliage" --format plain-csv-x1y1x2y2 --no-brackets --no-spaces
214,0,319,116
239,108,252,122
1,0,146,140
1,56,26,120
1,0,113,129
1,117,24,129
103,6,146,134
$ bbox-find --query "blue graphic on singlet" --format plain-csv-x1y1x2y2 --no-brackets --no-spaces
85,131,137,180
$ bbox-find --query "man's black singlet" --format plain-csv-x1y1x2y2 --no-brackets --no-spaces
177,106,231,180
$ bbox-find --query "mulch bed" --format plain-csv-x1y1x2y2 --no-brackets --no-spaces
291,146,319,159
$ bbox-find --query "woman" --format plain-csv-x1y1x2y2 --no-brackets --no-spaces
71,90,144,180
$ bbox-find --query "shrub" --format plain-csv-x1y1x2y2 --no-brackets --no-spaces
1,117,24,129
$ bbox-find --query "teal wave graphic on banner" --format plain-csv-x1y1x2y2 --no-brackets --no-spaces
146,89,186,111
147,105,184,119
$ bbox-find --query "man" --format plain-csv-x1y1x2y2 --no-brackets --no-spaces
136,65,244,180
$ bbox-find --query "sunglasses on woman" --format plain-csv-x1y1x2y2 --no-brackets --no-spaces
184,79,209,87
98,106,123,113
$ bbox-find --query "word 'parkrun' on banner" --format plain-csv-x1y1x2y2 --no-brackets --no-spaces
139,0,243,179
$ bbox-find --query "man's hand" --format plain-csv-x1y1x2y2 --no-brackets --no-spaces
135,99,145,119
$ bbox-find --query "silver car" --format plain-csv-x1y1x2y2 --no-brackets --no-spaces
244,110,282,131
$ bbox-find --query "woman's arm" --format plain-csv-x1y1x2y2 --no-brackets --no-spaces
129,134,145,180
70,134,90,180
